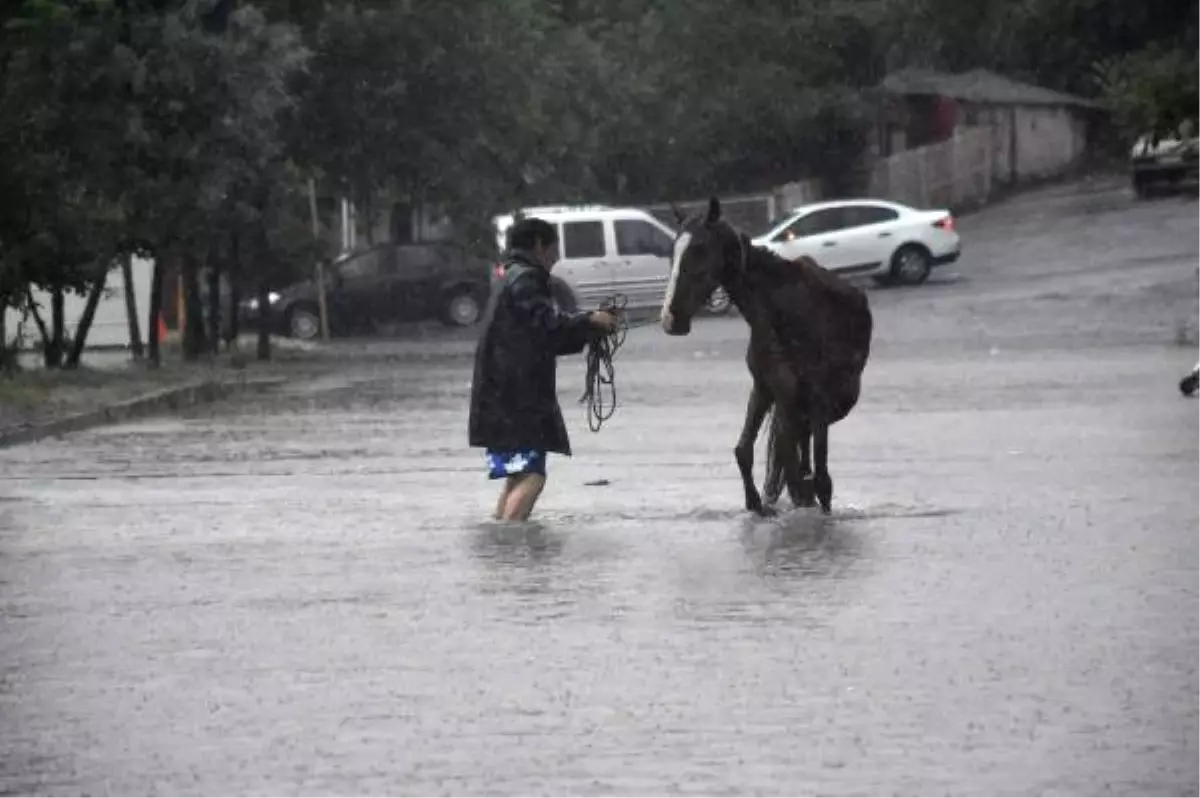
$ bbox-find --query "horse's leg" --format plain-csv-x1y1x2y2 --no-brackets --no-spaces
735,383,774,516
812,419,833,514
774,404,810,511
763,407,786,506
789,413,816,508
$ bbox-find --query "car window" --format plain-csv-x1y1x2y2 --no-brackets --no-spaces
844,205,900,227
783,208,847,239
394,246,440,272
615,219,672,257
562,220,606,259
338,250,381,280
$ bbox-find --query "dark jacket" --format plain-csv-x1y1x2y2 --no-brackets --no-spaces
468,251,596,455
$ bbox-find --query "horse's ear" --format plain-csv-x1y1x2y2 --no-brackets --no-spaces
670,202,685,225
705,196,721,225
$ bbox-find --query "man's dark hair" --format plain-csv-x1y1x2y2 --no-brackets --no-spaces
508,218,558,251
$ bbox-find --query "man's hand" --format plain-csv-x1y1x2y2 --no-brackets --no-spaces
588,310,619,333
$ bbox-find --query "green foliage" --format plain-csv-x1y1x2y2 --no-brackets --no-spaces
1092,46,1200,139
0,0,1196,366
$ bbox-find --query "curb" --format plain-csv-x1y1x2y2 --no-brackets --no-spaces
0,375,287,449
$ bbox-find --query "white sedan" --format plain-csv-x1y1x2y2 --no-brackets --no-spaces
750,199,961,285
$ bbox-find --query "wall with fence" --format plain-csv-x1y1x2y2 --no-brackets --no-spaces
642,193,780,236
866,126,995,210
641,178,824,235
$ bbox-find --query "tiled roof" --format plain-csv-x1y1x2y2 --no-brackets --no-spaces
879,68,1102,109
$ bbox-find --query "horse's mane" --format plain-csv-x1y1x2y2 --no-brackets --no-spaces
735,231,868,312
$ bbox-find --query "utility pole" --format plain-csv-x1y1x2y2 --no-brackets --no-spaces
308,177,331,342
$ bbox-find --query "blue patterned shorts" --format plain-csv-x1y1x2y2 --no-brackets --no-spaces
485,448,547,480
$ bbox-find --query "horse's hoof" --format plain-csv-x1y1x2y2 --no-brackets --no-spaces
749,503,777,518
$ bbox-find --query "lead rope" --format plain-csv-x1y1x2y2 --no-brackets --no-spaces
581,293,628,433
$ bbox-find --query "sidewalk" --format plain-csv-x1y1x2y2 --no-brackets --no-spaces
0,327,484,447
0,335,331,447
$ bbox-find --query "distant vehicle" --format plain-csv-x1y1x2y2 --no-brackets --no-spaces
1181,361,1199,397
750,198,962,286
491,205,732,315
242,242,491,340
1131,127,1199,198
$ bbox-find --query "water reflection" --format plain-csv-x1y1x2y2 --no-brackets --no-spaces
738,508,869,581
468,520,566,568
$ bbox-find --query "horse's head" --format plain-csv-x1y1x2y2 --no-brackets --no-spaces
660,196,740,336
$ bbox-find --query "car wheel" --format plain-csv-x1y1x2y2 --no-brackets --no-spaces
287,304,322,340
1133,173,1151,199
442,290,483,327
705,287,733,315
889,245,932,286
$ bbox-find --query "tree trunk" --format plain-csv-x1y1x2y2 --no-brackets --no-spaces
227,232,241,347
45,285,65,368
207,255,221,355
147,257,164,368
66,265,109,368
25,287,49,352
362,192,375,246
121,254,143,358
181,252,207,361
255,282,270,361
0,293,10,374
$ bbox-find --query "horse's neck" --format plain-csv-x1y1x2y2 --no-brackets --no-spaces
725,243,790,334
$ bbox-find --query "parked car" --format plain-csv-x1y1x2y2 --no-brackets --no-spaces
750,199,961,286
491,205,732,314
1131,125,1199,198
242,242,491,340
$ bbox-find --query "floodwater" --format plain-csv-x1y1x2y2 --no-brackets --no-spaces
1,177,1197,795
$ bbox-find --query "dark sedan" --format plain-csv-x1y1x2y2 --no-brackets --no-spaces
243,242,492,340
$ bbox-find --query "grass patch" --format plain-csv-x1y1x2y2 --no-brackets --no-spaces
0,361,211,429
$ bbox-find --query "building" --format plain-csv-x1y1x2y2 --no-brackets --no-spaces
873,67,1104,185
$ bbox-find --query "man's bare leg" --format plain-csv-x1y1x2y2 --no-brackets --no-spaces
494,476,519,520
500,474,546,521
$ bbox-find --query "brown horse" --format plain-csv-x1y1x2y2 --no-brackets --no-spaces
661,197,872,516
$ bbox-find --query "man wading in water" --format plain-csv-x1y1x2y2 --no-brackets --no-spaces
468,218,618,521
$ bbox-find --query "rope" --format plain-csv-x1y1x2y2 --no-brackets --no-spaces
581,293,628,432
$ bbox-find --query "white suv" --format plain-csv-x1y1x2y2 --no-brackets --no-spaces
492,205,731,313
751,199,961,286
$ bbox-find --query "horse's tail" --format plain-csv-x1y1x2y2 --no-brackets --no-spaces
762,404,788,504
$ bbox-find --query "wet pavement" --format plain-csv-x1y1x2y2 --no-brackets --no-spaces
1,177,1197,796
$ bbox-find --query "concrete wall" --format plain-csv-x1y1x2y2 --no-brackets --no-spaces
4,257,156,351
1012,105,1088,181
864,102,1090,210
866,127,995,210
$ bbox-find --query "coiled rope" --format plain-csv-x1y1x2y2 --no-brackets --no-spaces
581,293,629,432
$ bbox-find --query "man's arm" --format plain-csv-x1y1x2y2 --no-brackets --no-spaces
508,271,596,355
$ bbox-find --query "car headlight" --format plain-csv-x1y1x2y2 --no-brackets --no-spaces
247,292,281,310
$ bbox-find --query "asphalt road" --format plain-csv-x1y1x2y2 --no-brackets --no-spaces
1,176,1196,796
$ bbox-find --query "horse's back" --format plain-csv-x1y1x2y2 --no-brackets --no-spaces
790,255,872,369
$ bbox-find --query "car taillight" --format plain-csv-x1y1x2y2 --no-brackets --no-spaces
933,216,955,232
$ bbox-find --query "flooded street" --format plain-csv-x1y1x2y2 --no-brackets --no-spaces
1,178,1197,795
